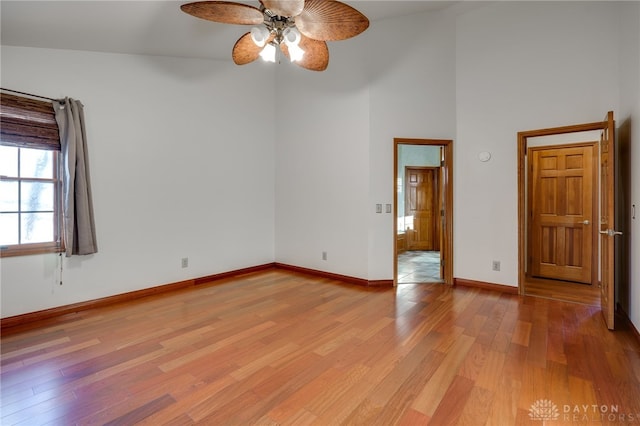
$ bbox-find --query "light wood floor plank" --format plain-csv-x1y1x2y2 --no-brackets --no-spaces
1,269,639,425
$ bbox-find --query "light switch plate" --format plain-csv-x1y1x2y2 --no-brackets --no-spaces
376,204,382,213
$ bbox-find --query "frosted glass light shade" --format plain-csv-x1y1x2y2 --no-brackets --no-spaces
283,27,301,45
287,43,305,62
250,26,270,47
259,43,277,62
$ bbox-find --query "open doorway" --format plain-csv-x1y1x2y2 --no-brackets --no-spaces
517,113,621,327
394,138,453,285
523,138,601,305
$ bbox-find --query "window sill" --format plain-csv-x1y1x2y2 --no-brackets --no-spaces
1,243,64,258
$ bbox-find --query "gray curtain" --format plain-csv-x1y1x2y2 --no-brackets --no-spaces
53,98,97,256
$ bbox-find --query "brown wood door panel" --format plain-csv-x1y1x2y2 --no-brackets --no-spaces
600,111,616,330
529,144,595,284
405,167,440,251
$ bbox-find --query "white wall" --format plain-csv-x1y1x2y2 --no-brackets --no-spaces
1,47,276,317
455,1,621,286
617,1,640,329
274,36,371,278
276,1,624,287
273,8,458,281
367,9,458,280
2,2,638,335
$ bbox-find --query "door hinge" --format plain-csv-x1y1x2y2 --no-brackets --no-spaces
440,209,445,217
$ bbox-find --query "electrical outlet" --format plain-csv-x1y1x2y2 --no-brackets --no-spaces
322,251,327,261
492,260,500,271
181,257,189,268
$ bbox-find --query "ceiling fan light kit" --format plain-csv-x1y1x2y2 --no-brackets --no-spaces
180,0,369,71
250,13,304,63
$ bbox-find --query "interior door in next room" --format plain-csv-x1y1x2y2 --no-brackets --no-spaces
529,143,596,284
405,167,440,251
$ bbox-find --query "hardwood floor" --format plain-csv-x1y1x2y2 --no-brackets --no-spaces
2,269,640,425
524,276,601,306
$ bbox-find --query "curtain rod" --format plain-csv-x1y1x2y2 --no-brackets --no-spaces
0,87,64,103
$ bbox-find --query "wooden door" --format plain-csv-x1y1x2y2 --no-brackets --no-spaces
599,111,616,330
439,151,445,278
529,144,596,284
405,167,440,251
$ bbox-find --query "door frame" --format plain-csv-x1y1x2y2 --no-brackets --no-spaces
394,138,453,286
517,120,607,296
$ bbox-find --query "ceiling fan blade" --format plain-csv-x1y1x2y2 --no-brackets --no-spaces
232,32,264,65
261,0,304,17
181,1,263,25
296,0,369,41
281,36,329,71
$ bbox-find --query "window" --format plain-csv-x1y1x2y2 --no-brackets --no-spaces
1,92,63,257
1,146,62,255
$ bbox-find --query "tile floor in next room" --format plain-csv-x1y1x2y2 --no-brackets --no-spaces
397,250,443,284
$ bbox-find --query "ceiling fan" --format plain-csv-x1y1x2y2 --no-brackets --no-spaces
180,0,370,71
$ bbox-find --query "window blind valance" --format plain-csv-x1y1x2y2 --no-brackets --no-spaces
0,92,61,150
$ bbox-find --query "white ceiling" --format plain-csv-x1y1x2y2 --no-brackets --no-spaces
0,1,455,61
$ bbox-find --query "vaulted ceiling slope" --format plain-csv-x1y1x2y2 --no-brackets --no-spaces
0,1,454,61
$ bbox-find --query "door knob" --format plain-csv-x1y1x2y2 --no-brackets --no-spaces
582,220,590,225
